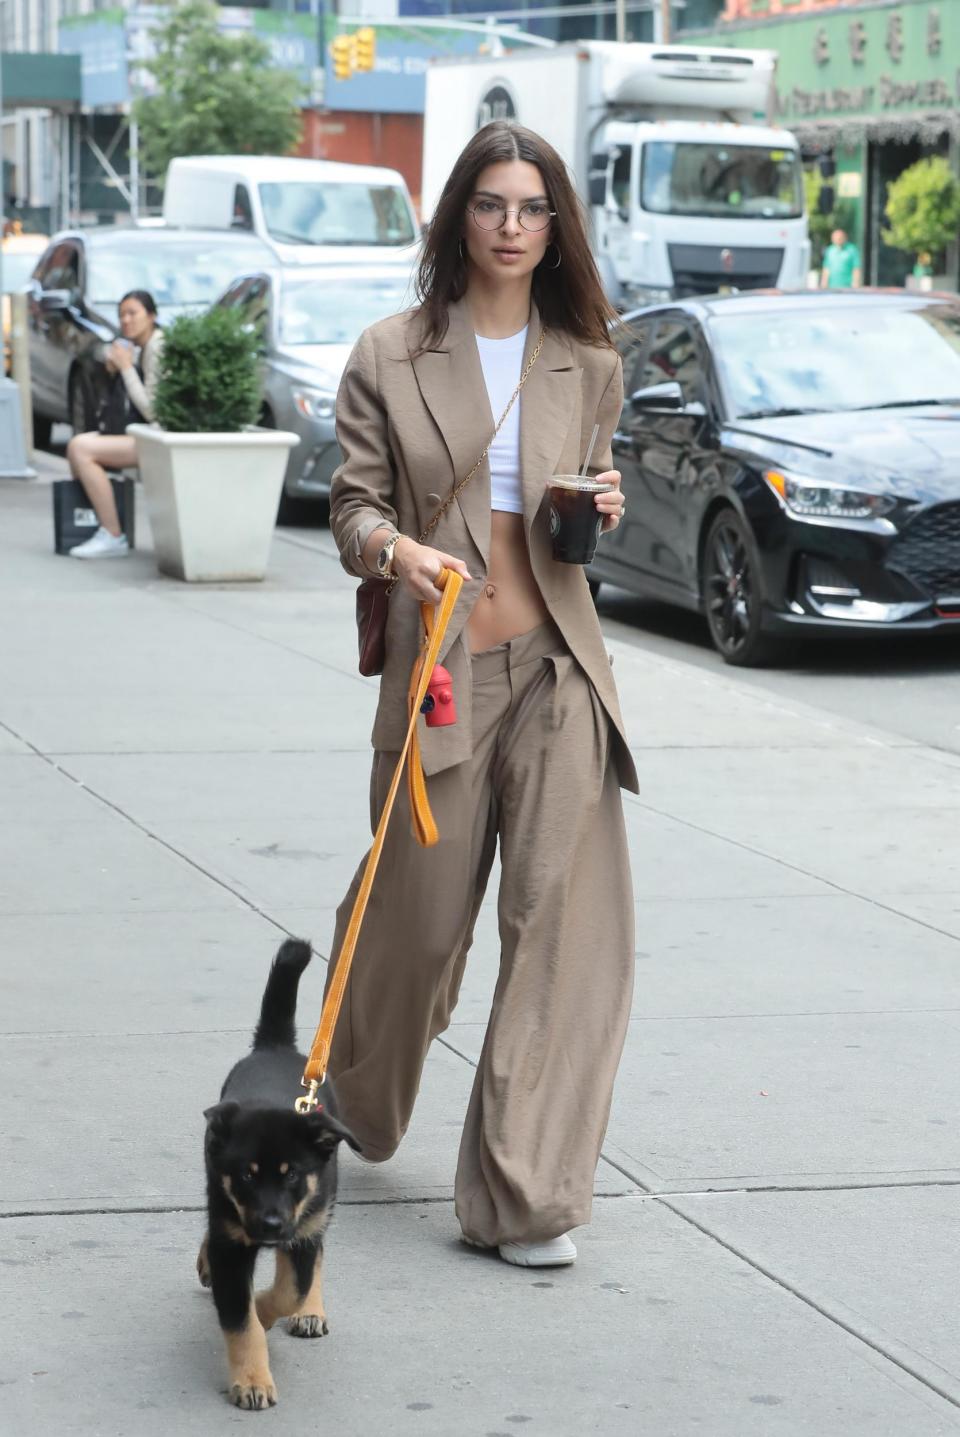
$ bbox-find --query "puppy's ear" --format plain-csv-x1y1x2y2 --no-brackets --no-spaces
203,1101,240,1139
303,1110,362,1153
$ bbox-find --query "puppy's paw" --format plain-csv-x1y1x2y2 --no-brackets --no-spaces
196,1245,211,1289
229,1378,278,1410
287,1312,328,1338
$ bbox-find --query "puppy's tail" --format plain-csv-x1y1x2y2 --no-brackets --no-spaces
253,938,312,1049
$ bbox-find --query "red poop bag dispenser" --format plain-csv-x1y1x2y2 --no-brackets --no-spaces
420,664,457,727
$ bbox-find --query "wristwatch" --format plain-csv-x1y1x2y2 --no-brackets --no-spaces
376,532,402,579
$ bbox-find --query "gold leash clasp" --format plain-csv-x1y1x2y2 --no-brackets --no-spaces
295,1078,320,1114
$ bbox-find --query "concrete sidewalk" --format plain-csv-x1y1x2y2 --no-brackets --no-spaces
2,464,960,1436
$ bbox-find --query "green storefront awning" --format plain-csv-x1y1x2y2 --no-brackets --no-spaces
1,53,82,110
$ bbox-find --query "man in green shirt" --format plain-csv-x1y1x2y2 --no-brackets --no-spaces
820,229,862,289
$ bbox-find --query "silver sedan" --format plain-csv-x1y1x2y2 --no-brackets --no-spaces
213,264,414,510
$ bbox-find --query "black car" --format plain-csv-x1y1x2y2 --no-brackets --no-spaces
591,290,960,665
26,226,275,446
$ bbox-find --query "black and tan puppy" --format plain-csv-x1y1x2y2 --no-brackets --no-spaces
197,938,359,1409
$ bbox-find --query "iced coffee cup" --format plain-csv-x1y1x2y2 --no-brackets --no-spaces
547,475,616,565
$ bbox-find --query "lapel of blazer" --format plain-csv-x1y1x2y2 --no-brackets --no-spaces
519,308,582,532
409,299,494,561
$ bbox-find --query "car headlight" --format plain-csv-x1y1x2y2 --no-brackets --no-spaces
763,469,896,520
293,387,335,422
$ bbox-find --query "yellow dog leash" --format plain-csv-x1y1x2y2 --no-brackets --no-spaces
296,568,464,1112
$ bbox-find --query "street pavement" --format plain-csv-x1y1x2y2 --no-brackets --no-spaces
3,455,960,1436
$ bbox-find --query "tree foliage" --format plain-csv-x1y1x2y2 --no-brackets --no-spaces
154,307,261,434
133,0,302,186
883,156,960,259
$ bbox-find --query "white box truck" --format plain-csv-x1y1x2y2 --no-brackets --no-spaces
162,155,420,270
422,41,810,305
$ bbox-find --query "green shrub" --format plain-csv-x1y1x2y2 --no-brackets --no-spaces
154,307,261,434
883,156,960,259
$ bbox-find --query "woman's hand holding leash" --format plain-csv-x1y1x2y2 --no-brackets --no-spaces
594,470,625,532
394,537,471,605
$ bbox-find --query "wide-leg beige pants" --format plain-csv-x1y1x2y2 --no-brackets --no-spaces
324,621,634,1246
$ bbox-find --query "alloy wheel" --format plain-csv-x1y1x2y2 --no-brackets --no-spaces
704,513,765,664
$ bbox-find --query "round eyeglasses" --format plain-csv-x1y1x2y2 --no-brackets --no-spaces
468,200,556,233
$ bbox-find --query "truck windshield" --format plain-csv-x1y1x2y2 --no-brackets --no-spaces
641,143,803,220
259,182,416,247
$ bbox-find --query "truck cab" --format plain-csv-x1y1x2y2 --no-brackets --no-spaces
592,118,809,306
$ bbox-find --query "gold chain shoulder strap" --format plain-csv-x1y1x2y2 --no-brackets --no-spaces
418,327,546,546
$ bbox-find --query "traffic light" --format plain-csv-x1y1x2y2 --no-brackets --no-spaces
330,33,355,82
354,27,376,73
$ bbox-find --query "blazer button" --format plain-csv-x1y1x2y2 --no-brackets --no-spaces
426,492,442,504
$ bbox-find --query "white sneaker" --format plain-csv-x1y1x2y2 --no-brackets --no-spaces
69,526,129,559
498,1234,577,1268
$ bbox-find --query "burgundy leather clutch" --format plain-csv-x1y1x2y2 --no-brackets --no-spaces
356,575,390,677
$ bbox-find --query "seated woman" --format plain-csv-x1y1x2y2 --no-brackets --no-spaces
67,289,164,559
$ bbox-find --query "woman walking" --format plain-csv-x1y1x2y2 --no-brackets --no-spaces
67,289,164,559
327,121,638,1267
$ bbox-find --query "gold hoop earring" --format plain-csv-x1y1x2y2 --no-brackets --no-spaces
546,243,562,270
458,237,466,262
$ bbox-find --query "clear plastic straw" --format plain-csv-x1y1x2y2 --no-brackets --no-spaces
579,423,601,479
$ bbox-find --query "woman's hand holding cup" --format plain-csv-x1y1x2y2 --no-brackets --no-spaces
548,468,625,565
594,470,624,533
108,338,135,371
393,537,471,605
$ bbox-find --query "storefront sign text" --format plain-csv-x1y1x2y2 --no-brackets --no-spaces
783,68,959,119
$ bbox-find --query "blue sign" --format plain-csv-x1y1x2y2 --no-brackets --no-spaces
59,6,321,109
325,28,493,116
59,11,128,109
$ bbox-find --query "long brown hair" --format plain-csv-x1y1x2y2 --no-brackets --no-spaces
415,121,617,352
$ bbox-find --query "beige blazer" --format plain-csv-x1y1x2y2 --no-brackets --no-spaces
329,298,639,794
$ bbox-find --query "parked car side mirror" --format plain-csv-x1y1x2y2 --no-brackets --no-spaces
38,287,74,313
630,381,684,412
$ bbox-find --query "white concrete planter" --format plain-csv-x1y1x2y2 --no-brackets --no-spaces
129,424,300,582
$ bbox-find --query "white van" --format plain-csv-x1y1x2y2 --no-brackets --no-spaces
162,155,420,269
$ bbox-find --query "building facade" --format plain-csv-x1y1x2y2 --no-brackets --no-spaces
693,0,960,286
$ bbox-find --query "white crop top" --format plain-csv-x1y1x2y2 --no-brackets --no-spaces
476,326,527,514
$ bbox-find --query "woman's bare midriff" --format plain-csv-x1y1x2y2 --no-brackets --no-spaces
467,510,550,652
